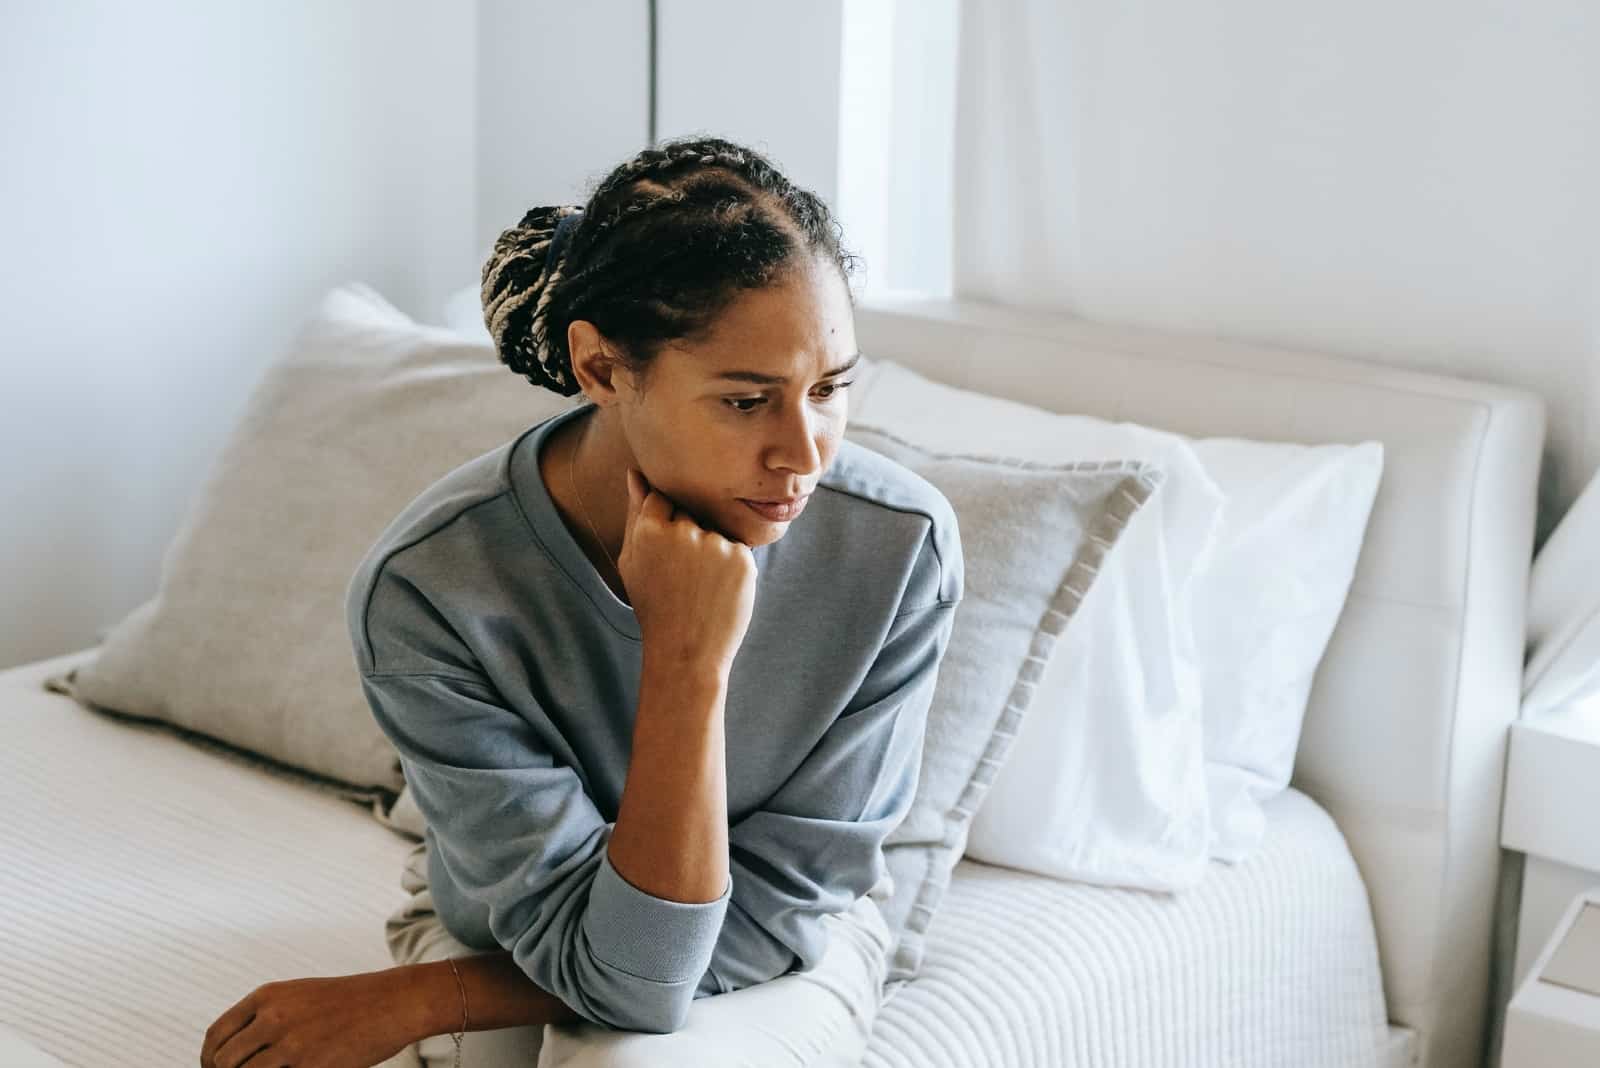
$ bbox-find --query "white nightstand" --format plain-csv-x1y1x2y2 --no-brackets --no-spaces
1502,887,1600,1065
1501,714,1600,988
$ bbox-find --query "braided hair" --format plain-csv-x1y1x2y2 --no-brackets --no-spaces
481,135,863,397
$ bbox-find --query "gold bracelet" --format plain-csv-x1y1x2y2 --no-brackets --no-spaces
446,956,467,1068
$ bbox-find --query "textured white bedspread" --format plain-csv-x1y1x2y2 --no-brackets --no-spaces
1,651,420,1067
865,789,1405,1068
3,650,1407,1067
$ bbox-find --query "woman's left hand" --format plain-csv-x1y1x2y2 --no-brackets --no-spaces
200,970,422,1068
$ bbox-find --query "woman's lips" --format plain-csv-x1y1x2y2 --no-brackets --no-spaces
740,495,809,522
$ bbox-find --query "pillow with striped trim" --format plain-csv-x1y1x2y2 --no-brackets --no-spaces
844,424,1163,988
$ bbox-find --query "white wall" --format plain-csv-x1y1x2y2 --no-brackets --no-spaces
953,0,1600,550
0,2,477,671
655,1,843,219
473,0,649,262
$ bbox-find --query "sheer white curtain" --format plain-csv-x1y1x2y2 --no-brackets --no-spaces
950,0,1600,722
835,0,960,299
949,0,1087,310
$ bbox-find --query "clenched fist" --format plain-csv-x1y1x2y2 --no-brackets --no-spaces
618,467,757,674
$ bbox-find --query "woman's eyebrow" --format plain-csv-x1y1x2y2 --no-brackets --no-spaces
713,352,861,384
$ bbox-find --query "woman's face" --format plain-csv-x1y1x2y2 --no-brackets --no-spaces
614,255,858,548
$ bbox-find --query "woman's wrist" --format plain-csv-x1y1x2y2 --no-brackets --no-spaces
398,951,586,1037
640,641,733,693
393,959,462,1044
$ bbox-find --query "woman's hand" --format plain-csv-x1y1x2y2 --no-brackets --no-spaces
199,971,421,1068
618,467,757,674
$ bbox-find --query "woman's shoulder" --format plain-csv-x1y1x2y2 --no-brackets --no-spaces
352,442,522,576
344,437,530,672
820,436,957,531
808,436,963,608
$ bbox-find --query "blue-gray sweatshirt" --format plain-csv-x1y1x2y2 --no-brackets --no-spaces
345,401,962,1033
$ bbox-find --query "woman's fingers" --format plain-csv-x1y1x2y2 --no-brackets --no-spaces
625,467,644,522
641,488,676,525
200,993,256,1066
624,468,676,540
622,468,645,554
629,469,679,525
210,1018,270,1068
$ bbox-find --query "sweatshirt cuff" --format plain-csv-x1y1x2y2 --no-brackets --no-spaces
585,845,731,984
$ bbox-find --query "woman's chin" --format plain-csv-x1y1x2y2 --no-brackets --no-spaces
724,513,790,547
749,525,790,547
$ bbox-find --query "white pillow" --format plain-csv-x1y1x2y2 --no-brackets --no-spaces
1190,437,1383,859
440,282,492,343
852,359,1384,872
1522,468,1600,718
851,359,1223,890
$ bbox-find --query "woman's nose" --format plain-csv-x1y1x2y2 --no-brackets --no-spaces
768,404,823,478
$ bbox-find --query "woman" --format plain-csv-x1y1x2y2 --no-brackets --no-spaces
200,135,963,1068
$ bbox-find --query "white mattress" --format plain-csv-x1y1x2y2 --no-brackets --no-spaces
2,650,1411,1067
0,651,421,1068
864,790,1410,1068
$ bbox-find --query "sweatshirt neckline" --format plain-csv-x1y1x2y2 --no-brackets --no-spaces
509,402,643,642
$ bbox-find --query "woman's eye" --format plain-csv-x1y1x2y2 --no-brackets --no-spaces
723,380,855,415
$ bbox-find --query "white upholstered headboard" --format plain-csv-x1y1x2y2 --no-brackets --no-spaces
853,295,1545,1068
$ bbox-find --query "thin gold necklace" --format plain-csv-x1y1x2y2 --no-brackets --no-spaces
569,421,618,580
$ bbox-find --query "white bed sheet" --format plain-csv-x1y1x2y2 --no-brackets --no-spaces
866,788,1410,1068
3,649,1410,1068
0,651,420,1068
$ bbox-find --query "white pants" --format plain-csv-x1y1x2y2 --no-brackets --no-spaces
381,841,893,1068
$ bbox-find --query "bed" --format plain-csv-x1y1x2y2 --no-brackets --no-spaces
0,294,1545,1067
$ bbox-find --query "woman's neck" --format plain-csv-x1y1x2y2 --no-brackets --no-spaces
541,407,631,602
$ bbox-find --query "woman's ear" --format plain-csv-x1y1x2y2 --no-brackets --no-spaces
566,320,630,406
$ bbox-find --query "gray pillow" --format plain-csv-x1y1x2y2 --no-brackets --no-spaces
45,283,577,810
842,424,1162,988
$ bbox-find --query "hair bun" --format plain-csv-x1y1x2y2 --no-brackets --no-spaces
481,204,586,396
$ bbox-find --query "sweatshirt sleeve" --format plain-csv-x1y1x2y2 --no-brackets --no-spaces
698,530,962,996
352,571,729,1034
